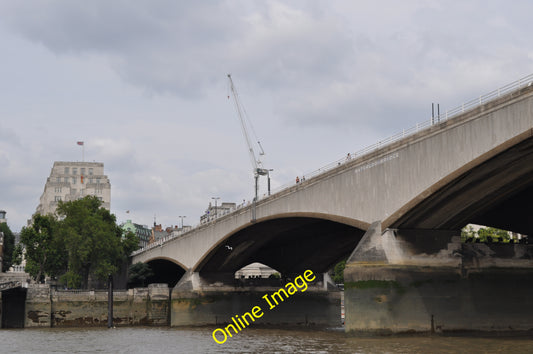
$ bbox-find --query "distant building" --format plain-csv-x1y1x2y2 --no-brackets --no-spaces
121,220,151,249
235,263,278,279
168,225,192,237
149,223,167,244
0,210,6,224
200,202,237,224
35,161,111,216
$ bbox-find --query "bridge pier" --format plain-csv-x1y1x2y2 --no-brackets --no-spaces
170,270,342,327
344,222,533,335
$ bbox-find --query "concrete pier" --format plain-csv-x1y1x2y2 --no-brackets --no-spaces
171,290,341,327
171,273,342,327
344,222,533,334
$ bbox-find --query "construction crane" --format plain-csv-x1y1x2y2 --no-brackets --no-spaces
227,74,271,219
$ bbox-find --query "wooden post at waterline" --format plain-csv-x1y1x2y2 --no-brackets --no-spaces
107,274,113,328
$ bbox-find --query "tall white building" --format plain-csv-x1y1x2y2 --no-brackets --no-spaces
36,161,111,216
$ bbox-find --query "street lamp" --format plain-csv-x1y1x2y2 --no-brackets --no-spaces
212,197,220,218
178,215,186,229
267,169,273,196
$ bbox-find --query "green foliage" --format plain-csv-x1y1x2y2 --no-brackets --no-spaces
333,259,346,284
1,222,15,271
20,214,67,282
123,231,140,254
460,225,475,242
12,244,23,265
60,271,82,289
20,196,134,289
56,196,133,288
268,272,281,279
128,262,154,288
461,225,512,242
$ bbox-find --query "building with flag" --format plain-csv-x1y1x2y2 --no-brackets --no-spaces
35,161,111,216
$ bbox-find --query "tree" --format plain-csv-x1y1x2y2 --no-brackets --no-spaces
478,227,510,242
461,225,511,242
122,231,140,255
20,214,67,282
1,222,15,271
333,259,346,284
12,244,23,266
127,262,154,288
56,196,135,288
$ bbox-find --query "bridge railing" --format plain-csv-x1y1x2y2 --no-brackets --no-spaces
0,281,22,291
267,73,533,195
131,73,533,257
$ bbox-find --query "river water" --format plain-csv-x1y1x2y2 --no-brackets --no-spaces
1,327,532,353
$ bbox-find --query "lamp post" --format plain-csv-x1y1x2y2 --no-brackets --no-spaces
178,216,186,230
267,169,273,196
212,197,220,218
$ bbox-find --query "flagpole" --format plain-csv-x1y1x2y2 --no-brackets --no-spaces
77,141,85,162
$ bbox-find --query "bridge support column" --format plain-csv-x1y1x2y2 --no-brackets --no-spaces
170,270,341,327
344,222,533,335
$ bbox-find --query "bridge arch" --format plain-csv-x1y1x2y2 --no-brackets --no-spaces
193,213,368,278
140,257,187,287
385,131,533,235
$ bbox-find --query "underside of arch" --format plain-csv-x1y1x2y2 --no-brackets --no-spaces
194,215,366,277
387,133,533,235
144,257,187,287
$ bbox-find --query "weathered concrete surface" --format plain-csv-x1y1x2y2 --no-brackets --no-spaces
133,85,533,277
130,81,533,334
171,271,342,327
25,284,51,327
171,289,341,328
344,223,533,334
22,284,170,328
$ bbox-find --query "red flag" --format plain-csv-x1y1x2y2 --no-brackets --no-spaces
77,141,84,146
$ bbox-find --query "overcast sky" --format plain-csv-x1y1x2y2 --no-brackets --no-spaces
1,1,533,232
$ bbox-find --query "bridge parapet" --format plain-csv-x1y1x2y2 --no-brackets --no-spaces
133,74,533,266
0,280,23,292
130,75,533,333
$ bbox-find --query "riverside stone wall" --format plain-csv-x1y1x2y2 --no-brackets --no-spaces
23,283,169,328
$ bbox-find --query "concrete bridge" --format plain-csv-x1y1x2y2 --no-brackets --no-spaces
132,76,533,333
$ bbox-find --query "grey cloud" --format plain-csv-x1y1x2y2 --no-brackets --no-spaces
1,1,356,99
3,0,533,231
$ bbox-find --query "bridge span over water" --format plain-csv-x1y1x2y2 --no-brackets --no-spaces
132,76,533,333
133,77,533,279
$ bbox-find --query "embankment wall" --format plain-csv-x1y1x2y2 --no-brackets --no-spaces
22,283,169,328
